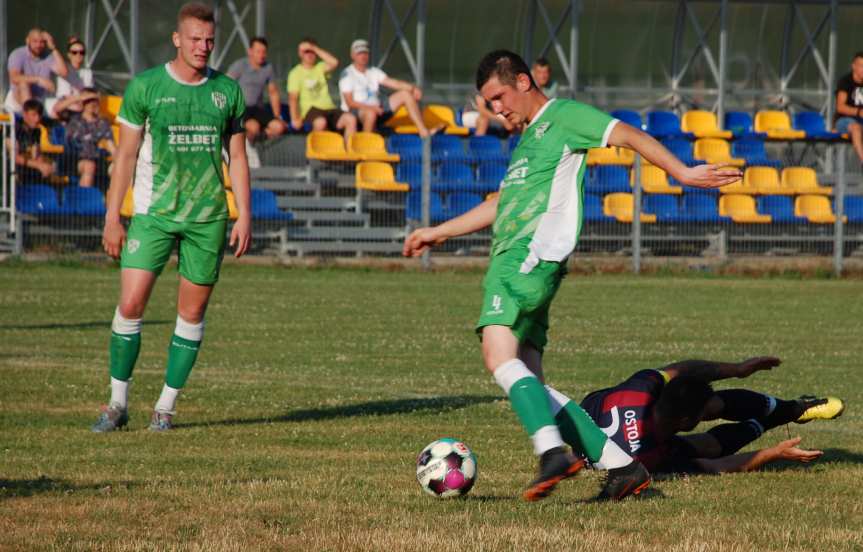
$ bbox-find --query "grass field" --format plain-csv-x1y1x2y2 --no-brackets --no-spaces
2,262,862,551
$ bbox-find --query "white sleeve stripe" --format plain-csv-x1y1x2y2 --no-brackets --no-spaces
117,116,142,130
600,118,619,148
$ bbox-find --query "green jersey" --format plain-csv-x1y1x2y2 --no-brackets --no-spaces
492,99,617,261
117,63,245,223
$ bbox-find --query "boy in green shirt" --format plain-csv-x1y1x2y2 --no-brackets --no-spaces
404,50,742,501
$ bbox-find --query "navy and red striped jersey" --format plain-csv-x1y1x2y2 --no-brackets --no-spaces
580,369,672,472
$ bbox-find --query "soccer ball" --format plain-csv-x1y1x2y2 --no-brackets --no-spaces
416,438,477,498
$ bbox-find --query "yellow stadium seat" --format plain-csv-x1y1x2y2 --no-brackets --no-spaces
795,194,845,223
225,190,239,220
388,104,470,136
603,192,656,223
306,131,357,161
355,162,409,192
99,95,123,123
681,110,732,139
693,138,745,167
743,166,787,195
631,165,682,195
754,110,806,140
120,186,134,217
587,146,634,166
719,194,772,223
38,125,64,155
348,132,400,162
0,112,10,122
781,167,832,195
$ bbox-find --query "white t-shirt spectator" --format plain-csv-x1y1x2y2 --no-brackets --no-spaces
56,67,94,99
338,65,387,112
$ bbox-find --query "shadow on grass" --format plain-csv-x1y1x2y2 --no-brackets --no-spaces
462,494,516,503
176,394,500,429
820,448,863,465
574,487,667,504
0,319,170,331
0,476,137,500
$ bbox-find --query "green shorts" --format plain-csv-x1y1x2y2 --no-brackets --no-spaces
121,214,227,285
475,245,567,352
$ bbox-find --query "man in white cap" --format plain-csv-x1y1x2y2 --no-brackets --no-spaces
339,38,439,137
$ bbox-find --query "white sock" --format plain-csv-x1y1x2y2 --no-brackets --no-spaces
493,359,564,455
110,377,130,410
593,439,634,470
154,384,180,415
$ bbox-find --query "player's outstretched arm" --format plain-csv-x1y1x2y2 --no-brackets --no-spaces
661,357,781,382
402,194,498,257
607,122,742,189
102,124,143,259
694,437,823,473
228,132,251,258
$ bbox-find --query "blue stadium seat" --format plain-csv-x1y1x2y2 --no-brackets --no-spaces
662,137,703,167
447,192,484,216
477,161,507,193
406,190,447,222
436,162,476,192
508,134,521,154
468,135,508,163
50,124,66,145
731,138,782,169
793,111,841,141
397,162,423,188
646,111,693,139
583,193,614,222
251,189,294,220
611,109,642,130
388,135,423,162
724,111,767,140
758,196,805,223
844,196,863,223
61,186,106,216
586,166,630,194
16,185,62,215
432,134,471,162
644,194,681,222
681,194,728,223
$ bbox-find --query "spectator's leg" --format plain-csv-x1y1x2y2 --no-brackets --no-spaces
336,112,357,146
245,118,262,143
388,90,431,137
265,118,287,139
358,107,378,133
35,157,55,179
79,159,96,187
13,82,32,106
849,122,863,164
311,116,328,132
475,113,490,136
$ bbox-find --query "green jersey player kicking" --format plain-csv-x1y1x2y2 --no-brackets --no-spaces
92,2,251,432
403,50,742,501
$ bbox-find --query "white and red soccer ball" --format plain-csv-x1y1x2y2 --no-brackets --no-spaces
416,438,477,498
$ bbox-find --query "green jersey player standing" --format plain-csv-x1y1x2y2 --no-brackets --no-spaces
92,2,251,432
403,50,742,501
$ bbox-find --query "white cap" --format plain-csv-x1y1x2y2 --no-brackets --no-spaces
351,39,369,54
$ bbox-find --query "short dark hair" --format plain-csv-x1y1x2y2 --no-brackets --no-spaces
655,376,714,422
476,49,537,91
854,51,863,62
299,36,318,47
533,57,551,68
250,36,268,49
177,2,215,27
22,99,43,115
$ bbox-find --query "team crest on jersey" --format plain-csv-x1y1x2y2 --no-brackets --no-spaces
211,91,227,110
534,122,551,140
126,239,140,254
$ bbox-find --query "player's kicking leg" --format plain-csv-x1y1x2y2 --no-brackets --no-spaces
92,268,158,432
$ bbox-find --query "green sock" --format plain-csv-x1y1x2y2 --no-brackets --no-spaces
554,400,608,462
509,376,558,434
109,331,141,381
164,335,201,389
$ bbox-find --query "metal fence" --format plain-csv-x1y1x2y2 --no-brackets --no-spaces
3,121,863,274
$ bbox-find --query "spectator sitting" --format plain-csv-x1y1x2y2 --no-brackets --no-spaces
226,36,287,143
286,37,357,143
50,36,94,120
65,88,115,188
339,39,441,137
5,28,68,113
463,93,517,137
532,57,558,99
834,51,863,165
12,99,55,184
